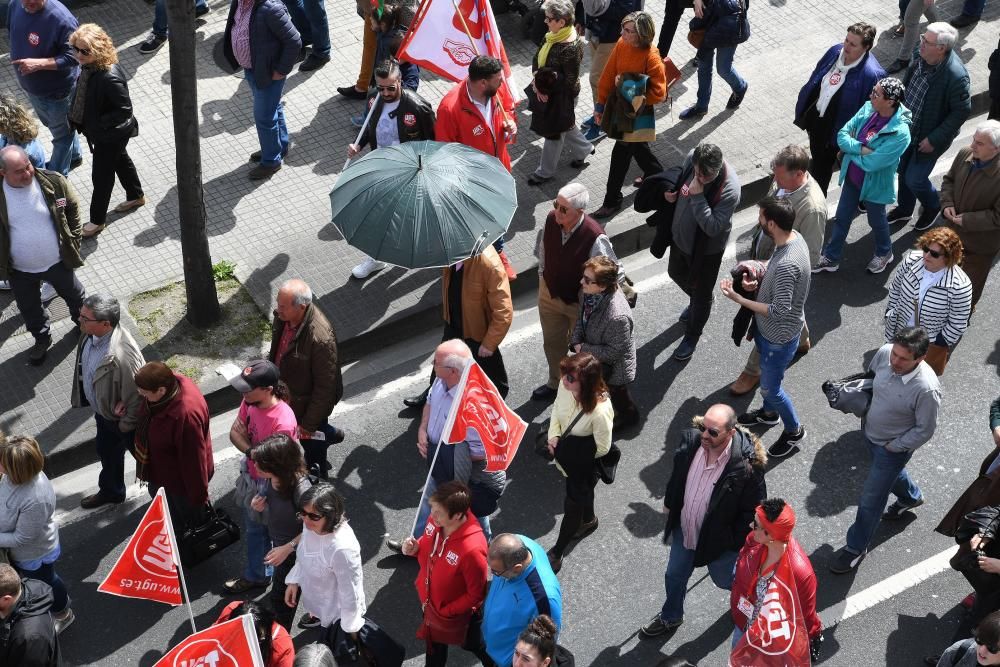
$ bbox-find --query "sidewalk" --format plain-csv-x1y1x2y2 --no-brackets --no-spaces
1,0,996,472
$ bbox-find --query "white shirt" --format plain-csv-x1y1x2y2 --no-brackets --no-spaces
426,377,484,455
375,99,401,148
817,50,862,117
285,522,367,631
467,83,495,139
908,266,946,326
4,179,61,273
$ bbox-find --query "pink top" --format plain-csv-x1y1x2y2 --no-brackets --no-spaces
238,399,298,478
679,441,732,550
231,0,254,70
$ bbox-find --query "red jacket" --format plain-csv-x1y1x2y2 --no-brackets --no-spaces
215,601,294,667
141,374,214,506
435,79,513,172
413,511,488,627
730,534,822,639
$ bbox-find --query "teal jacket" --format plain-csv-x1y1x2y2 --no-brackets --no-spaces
837,101,912,205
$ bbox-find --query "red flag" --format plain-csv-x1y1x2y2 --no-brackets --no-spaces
97,489,182,606
153,615,265,667
729,554,812,667
396,0,522,111
443,361,527,472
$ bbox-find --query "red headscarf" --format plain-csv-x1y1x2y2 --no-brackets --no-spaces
756,503,796,542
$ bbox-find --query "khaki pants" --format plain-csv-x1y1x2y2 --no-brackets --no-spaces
538,281,580,389
743,321,810,376
588,42,616,107
355,19,377,90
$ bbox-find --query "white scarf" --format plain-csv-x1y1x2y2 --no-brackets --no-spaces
816,49,862,117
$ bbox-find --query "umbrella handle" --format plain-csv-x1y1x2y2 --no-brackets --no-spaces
342,94,381,172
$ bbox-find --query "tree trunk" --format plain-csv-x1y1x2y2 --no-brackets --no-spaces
165,0,221,327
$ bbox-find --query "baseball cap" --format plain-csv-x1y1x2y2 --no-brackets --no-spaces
230,359,280,393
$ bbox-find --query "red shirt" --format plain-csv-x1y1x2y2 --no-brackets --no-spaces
215,601,295,667
274,321,298,368
435,79,513,172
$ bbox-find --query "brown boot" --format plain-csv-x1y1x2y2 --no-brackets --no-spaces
729,372,760,396
797,337,811,356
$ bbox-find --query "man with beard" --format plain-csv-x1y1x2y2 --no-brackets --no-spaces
720,197,811,458
346,59,436,280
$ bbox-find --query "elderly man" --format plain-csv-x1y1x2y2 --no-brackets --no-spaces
941,120,1000,308
830,326,941,574
403,245,513,408
729,145,824,396
390,340,506,551
481,533,563,667
268,279,344,476
0,145,85,365
640,403,767,637
346,59,436,280
71,294,145,509
531,182,623,401
887,23,971,232
6,0,82,175
665,143,742,361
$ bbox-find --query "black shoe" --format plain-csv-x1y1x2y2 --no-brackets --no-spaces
570,147,596,169
679,106,708,121
531,384,558,401
79,492,123,509
592,203,621,220
527,173,552,186
328,427,345,444
546,549,563,574
885,58,910,74
949,13,979,27
28,335,52,365
403,387,429,408
768,426,805,458
574,516,599,540
883,496,924,520
69,156,83,170
913,207,940,231
829,547,866,574
138,34,167,54
386,538,403,553
737,407,780,426
726,83,748,109
672,336,698,361
195,4,210,16
887,207,913,224
298,614,321,629
248,163,281,180
337,86,369,100
249,143,291,163
299,53,330,72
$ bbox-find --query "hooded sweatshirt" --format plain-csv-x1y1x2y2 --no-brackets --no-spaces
0,577,61,667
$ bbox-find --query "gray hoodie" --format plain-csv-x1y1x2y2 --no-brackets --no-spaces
0,473,60,563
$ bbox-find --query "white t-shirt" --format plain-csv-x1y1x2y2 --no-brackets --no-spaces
816,51,862,117
909,266,946,326
3,179,61,273
375,99,401,148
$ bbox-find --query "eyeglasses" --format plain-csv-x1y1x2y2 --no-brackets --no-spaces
552,201,571,214
77,314,102,323
296,510,323,521
697,423,723,438
375,84,398,92
922,245,946,259
622,26,637,34
543,14,558,22
490,564,513,578
919,34,943,48
581,275,597,285
975,637,1000,654
71,45,91,56
563,373,577,383
870,87,884,99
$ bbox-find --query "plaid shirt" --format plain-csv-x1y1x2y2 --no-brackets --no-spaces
231,0,254,70
903,59,940,128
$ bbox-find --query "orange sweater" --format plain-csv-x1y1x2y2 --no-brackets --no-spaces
596,39,667,108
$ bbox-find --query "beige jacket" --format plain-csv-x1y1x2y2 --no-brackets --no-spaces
71,325,146,431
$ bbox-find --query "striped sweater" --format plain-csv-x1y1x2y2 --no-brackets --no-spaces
755,234,812,345
884,250,972,347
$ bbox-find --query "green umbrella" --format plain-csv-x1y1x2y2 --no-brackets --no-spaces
330,141,517,269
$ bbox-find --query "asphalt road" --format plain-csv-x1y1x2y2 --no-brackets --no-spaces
49,114,1000,666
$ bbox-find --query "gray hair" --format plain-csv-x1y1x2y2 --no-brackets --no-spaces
557,182,589,210
292,643,336,667
82,294,121,327
975,120,1000,148
541,0,575,23
925,22,958,49
280,279,313,306
0,145,29,172
489,533,530,570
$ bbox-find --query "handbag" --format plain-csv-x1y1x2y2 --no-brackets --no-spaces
535,410,586,461
326,617,406,666
594,443,622,485
821,371,874,418
687,28,705,48
179,503,240,567
924,343,949,376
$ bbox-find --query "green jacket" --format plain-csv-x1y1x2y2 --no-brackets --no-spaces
902,49,972,161
0,168,83,280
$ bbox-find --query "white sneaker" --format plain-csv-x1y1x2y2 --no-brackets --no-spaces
40,282,57,302
0,280,10,290
54,608,75,634
351,257,387,279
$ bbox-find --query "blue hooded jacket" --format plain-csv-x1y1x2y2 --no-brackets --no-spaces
836,100,912,205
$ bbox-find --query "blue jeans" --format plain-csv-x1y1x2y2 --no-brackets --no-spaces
152,0,208,37
694,45,746,110
283,0,329,57
244,70,288,167
243,509,273,582
845,440,922,554
94,413,133,502
755,331,801,433
412,476,492,540
823,178,890,261
26,91,81,176
960,0,985,16
15,561,69,614
660,527,737,622
896,146,941,215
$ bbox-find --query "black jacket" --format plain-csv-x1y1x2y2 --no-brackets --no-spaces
0,578,61,667
358,88,436,151
663,425,767,567
72,64,138,144
635,164,684,258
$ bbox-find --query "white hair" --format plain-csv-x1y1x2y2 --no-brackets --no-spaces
975,120,1000,149
280,279,313,306
925,22,958,49
557,182,589,210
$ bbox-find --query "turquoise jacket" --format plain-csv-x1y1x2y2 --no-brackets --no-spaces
836,101,912,205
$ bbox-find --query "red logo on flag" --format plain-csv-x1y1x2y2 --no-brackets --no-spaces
154,616,264,667
451,0,482,38
444,362,527,472
729,555,811,666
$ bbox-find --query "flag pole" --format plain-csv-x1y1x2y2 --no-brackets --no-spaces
343,96,381,171
449,0,514,127
158,488,197,634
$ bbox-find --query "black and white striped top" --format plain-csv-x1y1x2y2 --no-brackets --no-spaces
884,250,972,347
755,234,812,345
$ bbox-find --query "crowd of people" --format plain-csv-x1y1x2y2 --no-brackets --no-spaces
1,0,1000,664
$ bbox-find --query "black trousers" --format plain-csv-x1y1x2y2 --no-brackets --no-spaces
608,383,639,421
806,127,840,197
425,611,496,667
604,141,663,208
90,137,143,226
666,248,725,339
552,473,598,557
656,0,694,56
429,324,510,398
9,262,85,340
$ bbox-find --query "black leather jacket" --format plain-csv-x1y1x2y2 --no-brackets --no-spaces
358,88,436,151
71,63,138,144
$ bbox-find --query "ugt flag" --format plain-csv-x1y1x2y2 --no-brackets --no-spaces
153,615,265,667
396,0,522,109
443,360,527,472
729,554,811,667
98,488,182,606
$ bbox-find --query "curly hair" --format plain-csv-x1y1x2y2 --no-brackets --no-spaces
916,226,963,267
0,93,39,144
69,24,119,70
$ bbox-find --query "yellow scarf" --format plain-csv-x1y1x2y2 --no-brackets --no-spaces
537,26,575,68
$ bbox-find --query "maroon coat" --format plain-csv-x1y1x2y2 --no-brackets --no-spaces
141,374,214,506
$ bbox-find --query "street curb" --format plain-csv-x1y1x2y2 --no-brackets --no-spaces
44,90,994,481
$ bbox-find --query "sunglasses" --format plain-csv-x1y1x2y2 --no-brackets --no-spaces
375,84,398,92
296,510,323,521
976,637,1000,654
697,423,723,438
922,245,946,259
71,45,91,56
552,201,571,214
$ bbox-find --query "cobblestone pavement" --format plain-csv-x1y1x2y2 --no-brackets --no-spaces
0,0,996,457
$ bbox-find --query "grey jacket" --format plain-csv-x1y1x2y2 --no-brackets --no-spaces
937,638,978,667
671,155,742,256
570,289,636,385
71,325,146,431
0,473,59,564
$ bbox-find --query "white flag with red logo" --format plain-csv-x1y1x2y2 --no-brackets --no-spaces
153,615,265,667
729,555,811,667
443,360,527,472
396,0,522,110
97,488,182,606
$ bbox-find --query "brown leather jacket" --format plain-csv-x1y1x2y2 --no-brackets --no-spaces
440,245,513,352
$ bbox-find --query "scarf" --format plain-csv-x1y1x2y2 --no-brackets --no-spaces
537,26,575,68
581,292,606,326
68,67,94,127
133,382,180,483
